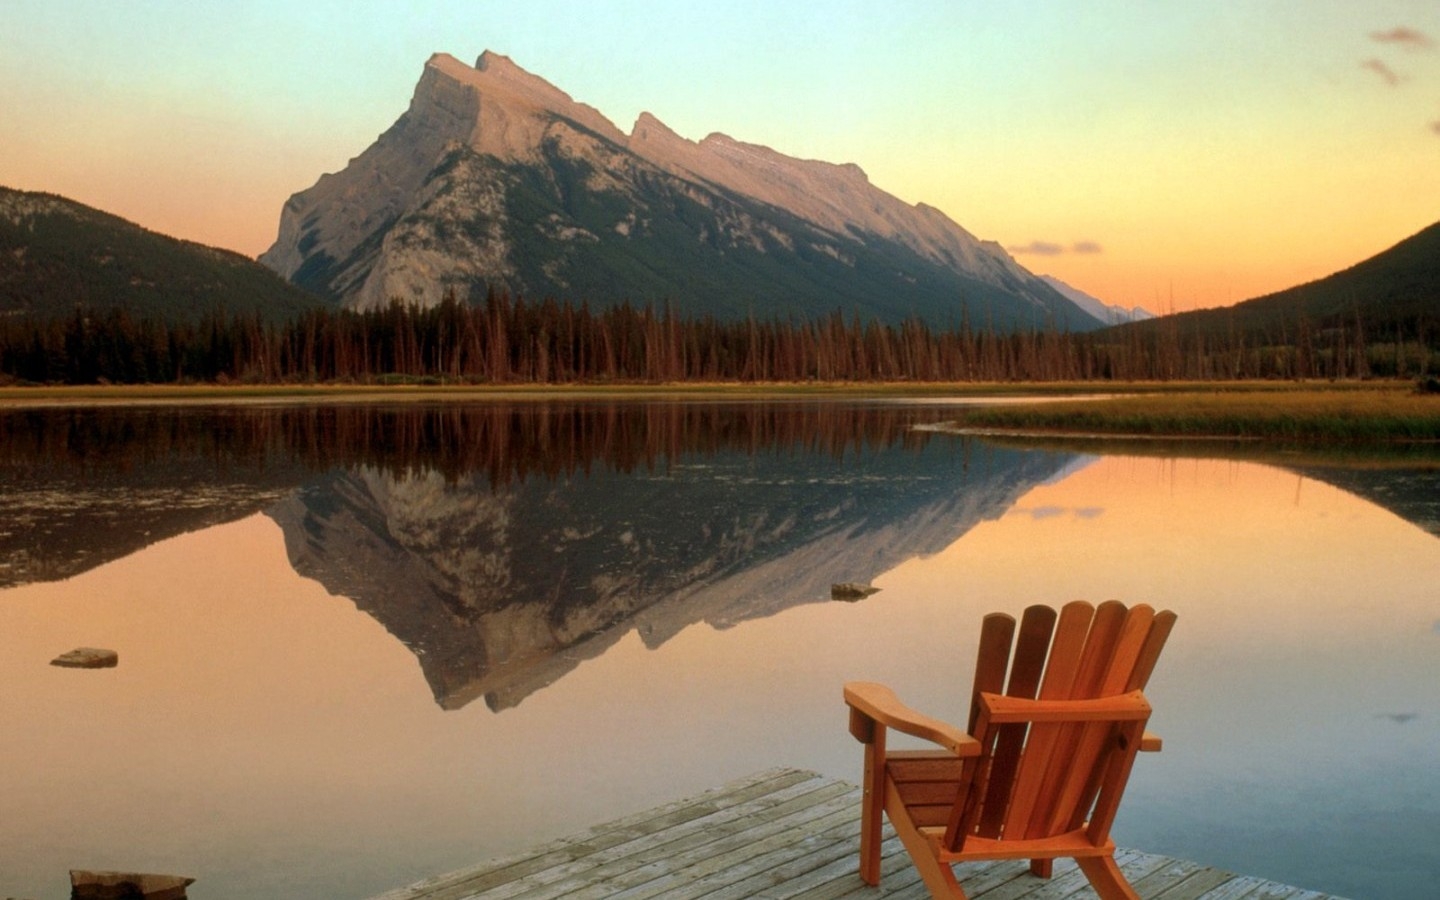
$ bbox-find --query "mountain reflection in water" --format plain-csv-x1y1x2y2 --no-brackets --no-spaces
271,440,1071,712
1,401,1078,710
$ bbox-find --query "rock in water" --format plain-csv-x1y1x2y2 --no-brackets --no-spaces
69,870,194,900
50,648,119,669
831,583,881,601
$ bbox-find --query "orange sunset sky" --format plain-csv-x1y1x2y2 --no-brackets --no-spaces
3,1,1438,314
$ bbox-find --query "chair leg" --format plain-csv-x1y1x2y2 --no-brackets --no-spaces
858,743,884,885
1076,855,1140,900
1029,859,1053,878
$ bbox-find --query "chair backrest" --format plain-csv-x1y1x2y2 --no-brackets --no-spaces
945,600,1176,852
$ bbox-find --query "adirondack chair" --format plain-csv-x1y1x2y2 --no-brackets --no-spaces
843,600,1176,899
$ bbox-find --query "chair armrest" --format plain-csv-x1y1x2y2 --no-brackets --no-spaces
843,681,980,757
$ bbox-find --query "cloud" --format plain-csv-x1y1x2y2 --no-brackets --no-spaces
1008,240,1065,256
1361,58,1402,85
1431,120,1440,136
1008,240,1104,256
1370,27,1434,49
1011,505,1105,521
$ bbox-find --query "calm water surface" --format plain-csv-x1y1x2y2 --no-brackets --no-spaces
1,401,1436,899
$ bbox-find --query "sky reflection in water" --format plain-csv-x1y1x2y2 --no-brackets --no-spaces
1,407,1437,900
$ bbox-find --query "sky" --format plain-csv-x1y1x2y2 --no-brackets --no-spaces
3,0,1438,314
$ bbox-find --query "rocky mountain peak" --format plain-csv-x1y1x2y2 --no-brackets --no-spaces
630,111,681,144
262,50,1104,330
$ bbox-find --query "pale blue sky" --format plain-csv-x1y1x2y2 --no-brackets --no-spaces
4,1,1438,311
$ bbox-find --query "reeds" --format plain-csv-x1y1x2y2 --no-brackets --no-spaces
948,384,1440,443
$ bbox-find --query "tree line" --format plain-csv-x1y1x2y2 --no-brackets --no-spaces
1,291,1435,385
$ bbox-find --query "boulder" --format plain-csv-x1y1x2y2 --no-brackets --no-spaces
51,648,119,669
69,871,193,900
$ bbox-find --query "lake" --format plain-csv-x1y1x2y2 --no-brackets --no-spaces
1,399,1436,899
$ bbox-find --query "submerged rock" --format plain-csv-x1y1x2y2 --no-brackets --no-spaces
50,648,119,669
69,870,194,900
831,582,880,601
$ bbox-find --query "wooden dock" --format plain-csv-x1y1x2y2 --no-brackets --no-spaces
370,768,1344,900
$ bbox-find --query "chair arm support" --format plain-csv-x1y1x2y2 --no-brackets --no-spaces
979,689,1151,724
1140,731,1162,752
843,681,981,757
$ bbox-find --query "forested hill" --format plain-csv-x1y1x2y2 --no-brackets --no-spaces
1,186,324,323
1110,218,1440,345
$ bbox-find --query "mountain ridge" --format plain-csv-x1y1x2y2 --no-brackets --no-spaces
261,51,1105,331
1103,218,1440,346
1,185,323,323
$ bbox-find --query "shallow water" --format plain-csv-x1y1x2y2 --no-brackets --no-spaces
1,401,1436,898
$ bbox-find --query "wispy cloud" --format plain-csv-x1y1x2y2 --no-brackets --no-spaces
1008,240,1104,256
1361,57,1402,85
1011,504,1106,521
1370,26,1434,49
1008,240,1064,256
1431,120,1440,136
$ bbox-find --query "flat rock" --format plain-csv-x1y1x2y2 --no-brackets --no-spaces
69,870,193,900
50,648,119,669
831,582,880,601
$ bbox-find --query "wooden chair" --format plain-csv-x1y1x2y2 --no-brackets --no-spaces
843,600,1176,899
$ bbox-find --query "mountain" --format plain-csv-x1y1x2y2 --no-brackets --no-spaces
1110,219,1440,344
0,186,324,323
261,52,1105,331
1039,275,1153,325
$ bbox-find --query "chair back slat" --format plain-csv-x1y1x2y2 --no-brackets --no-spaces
1071,600,1130,697
1039,600,1097,699
1126,609,1177,691
1008,605,1059,698
1097,603,1156,695
974,605,1055,837
967,613,1017,734
953,612,1014,841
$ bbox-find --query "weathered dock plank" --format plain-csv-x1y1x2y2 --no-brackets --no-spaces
369,769,1347,900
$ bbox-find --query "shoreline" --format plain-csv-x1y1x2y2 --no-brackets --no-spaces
2,381,1437,446
0,377,1418,403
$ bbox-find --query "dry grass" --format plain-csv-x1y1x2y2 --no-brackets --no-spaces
947,382,1440,443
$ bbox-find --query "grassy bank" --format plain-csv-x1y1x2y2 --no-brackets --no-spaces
943,382,1440,443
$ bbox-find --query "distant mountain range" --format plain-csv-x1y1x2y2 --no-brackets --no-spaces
1039,275,1153,325
259,52,1120,331
0,186,322,322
